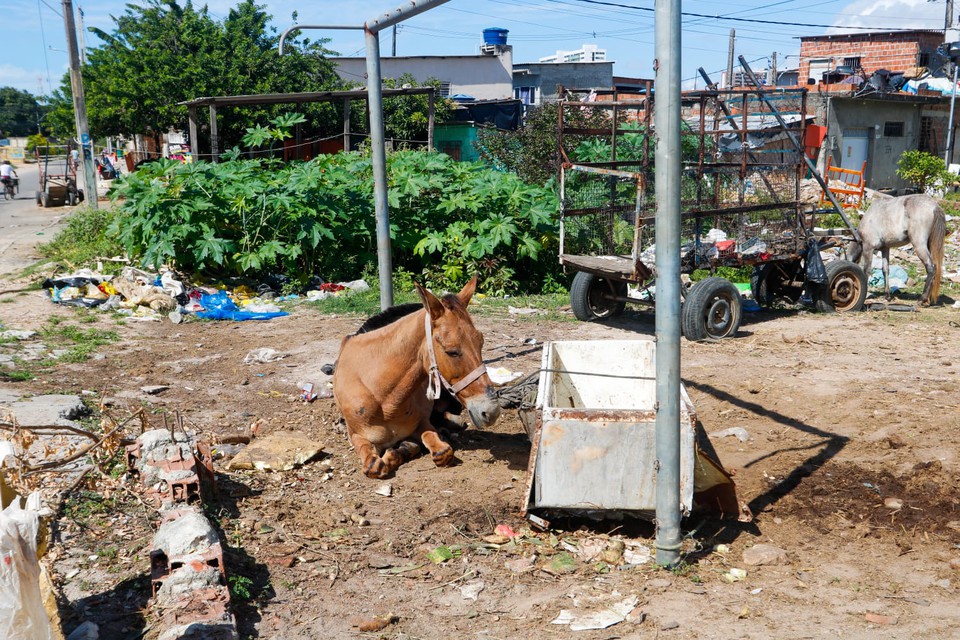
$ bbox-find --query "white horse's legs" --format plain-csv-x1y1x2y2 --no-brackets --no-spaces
912,240,937,304
881,248,891,300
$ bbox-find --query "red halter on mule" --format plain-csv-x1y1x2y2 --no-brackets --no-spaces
333,276,501,479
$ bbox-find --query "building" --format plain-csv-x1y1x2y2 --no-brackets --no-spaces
513,61,614,107
538,44,607,64
331,47,513,101
798,30,944,85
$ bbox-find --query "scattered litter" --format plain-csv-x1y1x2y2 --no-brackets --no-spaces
300,383,317,402
196,291,287,322
868,265,908,292
487,367,523,386
714,544,730,555
884,497,904,510
374,484,393,497
523,338,537,345
226,432,324,472
140,385,169,395
306,280,370,301
864,612,898,625
551,595,639,631
750,588,763,595
459,580,485,601
507,306,540,315
243,348,286,364
427,545,460,564
623,542,652,565
723,567,748,582
352,615,398,632
504,555,537,573
543,552,577,575
320,363,335,375
494,524,519,539
710,426,750,442
0,491,53,640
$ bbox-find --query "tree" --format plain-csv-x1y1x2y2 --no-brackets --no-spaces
896,149,951,191
47,0,341,149
475,102,609,186
0,87,44,137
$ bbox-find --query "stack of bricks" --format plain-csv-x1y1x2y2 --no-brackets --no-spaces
127,430,238,640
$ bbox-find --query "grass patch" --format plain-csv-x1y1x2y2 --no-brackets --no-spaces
37,206,124,270
0,369,35,382
63,490,120,525
471,292,573,322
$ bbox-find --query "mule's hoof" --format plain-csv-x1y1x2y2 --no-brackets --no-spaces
431,445,455,467
363,457,392,479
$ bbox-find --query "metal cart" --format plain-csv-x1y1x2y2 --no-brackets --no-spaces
35,144,83,207
558,75,865,341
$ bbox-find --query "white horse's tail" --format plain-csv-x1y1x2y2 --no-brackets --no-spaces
928,206,947,304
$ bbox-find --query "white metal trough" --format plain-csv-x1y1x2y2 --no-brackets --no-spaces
520,339,739,520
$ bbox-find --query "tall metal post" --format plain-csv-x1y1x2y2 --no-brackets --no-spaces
62,0,97,209
946,63,958,165
392,24,398,56
653,0,682,568
726,29,736,88
365,28,394,309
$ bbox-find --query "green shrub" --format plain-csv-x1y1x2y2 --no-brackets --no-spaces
896,150,951,191
38,206,124,267
108,149,562,294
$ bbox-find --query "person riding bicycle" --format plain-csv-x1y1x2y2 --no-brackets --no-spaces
0,160,18,193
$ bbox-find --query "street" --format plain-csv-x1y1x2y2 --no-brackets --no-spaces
0,162,68,274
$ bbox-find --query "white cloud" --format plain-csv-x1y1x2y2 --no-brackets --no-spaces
828,0,945,33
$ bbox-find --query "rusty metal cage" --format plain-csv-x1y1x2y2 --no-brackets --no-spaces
558,87,813,280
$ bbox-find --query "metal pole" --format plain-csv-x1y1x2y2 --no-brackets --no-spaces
62,0,97,209
392,24,397,56
726,29,736,88
947,0,955,29
945,62,958,165
365,29,394,309
653,0,682,569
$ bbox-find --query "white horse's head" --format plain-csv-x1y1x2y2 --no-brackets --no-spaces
846,239,862,265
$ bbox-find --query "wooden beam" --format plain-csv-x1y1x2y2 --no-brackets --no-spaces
343,98,351,152
209,104,218,162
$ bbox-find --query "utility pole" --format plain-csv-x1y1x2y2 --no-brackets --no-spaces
62,0,97,209
392,24,397,56
947,0,955,29
726,29,736,88
77,5,87,66
769,51,777,86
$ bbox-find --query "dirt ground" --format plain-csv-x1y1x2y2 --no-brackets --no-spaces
2,277,960,640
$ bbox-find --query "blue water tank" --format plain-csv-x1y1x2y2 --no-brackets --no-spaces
482,28,509,46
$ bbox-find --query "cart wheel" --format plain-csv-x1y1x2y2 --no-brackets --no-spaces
813,260,867,313
76,189,84,203
750,261,803,307
682,277,743,342
39,192,50,208
35,191,42,206
570,272,627,321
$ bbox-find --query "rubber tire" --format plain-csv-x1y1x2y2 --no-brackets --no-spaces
76,189,84,203
681,277,743,342
570,271,628,321
39,192,50,208
813,260,868,313
35,191,42,205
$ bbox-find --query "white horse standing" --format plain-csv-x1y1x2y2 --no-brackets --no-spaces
846,194,946,306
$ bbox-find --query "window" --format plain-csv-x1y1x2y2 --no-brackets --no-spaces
514,86,539,106
919,116,941,155
883,121,905,137
437,82,451,98
843,56,861,70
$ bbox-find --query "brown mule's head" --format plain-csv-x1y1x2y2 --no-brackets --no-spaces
415,276,501,429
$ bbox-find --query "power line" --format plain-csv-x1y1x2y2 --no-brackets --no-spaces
563,0,945,31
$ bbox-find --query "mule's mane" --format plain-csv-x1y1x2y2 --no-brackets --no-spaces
351,293,466,337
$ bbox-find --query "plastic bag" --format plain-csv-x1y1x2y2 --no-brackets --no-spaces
0,493,52,640
804,239,827,285
195,291,287,322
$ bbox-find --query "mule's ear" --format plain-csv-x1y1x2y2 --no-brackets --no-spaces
415,282,445,319
457,275,478,306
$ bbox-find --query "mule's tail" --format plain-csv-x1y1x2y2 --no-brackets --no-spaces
928,206,947,304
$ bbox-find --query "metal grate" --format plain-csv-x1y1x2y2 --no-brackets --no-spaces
560,165,645,258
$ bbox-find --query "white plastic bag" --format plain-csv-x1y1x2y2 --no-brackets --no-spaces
0,492,52,640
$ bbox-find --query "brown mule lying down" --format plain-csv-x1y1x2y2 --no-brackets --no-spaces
333,277,501,478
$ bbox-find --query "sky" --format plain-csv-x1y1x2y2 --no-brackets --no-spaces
2,0,953,98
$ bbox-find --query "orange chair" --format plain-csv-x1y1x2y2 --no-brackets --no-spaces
819,157,866,209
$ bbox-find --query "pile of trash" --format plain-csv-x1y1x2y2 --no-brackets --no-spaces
41,267,370,323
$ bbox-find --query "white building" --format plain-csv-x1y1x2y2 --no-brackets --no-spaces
539,44,607,64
